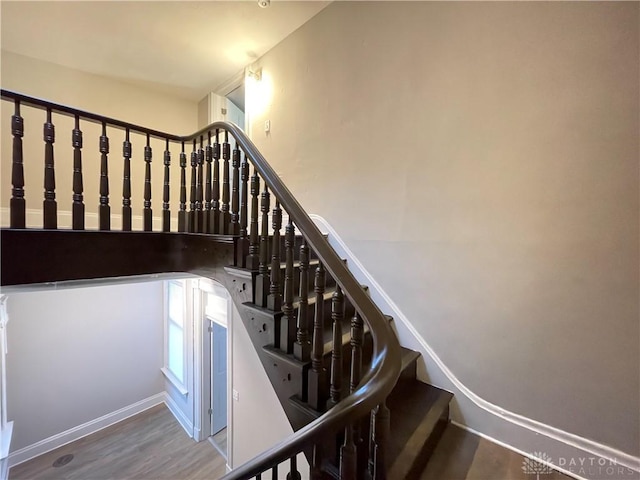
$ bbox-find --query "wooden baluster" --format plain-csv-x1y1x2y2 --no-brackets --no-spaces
327,286,344,409
212,130,220,233
350,313,364,394
370,401,391,480
122,129,132,231
143,134,153,231
99,122,110,230
245,168,260,269
280,221,295,353
340,424,357,480
271,465,277,480
196,136,204,232
178,142,187,232
204,133,213,233
43,108,57,229
350,312,367,475
188,139,197,233
235,149,250,266
294,240,311,363
308,262,327,411
10,100,25,229
310,444,324,480
71,115,84,230
230,141,240,235
218,131,231,234
254,185,270,307
162,139,171,232
267,201,283,312
287,456,301,480
345,314,364,479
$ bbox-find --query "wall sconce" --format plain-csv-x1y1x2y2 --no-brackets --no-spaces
246,67,271,118
247,68,262,82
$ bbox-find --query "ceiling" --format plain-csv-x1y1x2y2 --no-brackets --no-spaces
0,1,330,101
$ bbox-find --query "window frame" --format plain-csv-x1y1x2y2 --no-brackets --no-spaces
162,280,188,395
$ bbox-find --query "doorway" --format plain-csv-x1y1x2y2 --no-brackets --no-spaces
200,281,231,461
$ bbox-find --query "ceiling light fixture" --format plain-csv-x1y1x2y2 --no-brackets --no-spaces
258,0,270,8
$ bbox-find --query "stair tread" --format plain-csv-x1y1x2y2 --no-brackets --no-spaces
386,380,453,480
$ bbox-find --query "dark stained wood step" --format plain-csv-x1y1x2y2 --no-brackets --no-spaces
386,380,454,480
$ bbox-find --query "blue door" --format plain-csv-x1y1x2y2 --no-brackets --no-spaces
211,322,227,435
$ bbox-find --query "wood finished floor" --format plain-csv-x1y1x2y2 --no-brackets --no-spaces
9,406,574,480
210,429,227,459
420,424,572,480
9,405,227,480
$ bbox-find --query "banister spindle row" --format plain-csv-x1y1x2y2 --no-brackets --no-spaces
4,104,262,239
1,95,401,478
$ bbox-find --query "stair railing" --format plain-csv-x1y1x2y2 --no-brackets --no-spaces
1,90,402,479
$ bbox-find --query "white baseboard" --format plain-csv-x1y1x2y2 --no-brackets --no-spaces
310,214,640,480
452,421,586,480
7,393,165,468
163,392,193,438
0,423,13,460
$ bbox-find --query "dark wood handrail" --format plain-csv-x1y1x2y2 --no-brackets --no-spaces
218,125,401,479
0,89,402,478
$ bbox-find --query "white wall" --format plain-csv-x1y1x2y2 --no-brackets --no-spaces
230,303,298,468
248,0,639,459
1,51,198,228
5,282,164,453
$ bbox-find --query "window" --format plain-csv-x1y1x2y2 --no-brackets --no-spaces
163,280,187,392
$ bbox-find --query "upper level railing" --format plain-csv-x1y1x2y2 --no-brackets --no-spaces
1,89,401,479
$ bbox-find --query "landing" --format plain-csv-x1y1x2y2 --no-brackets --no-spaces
1,229,237,287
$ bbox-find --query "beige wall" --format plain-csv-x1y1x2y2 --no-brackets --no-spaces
248,2,639,456
1,51,198,228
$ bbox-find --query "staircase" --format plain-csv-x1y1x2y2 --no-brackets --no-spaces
0,90,454,480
